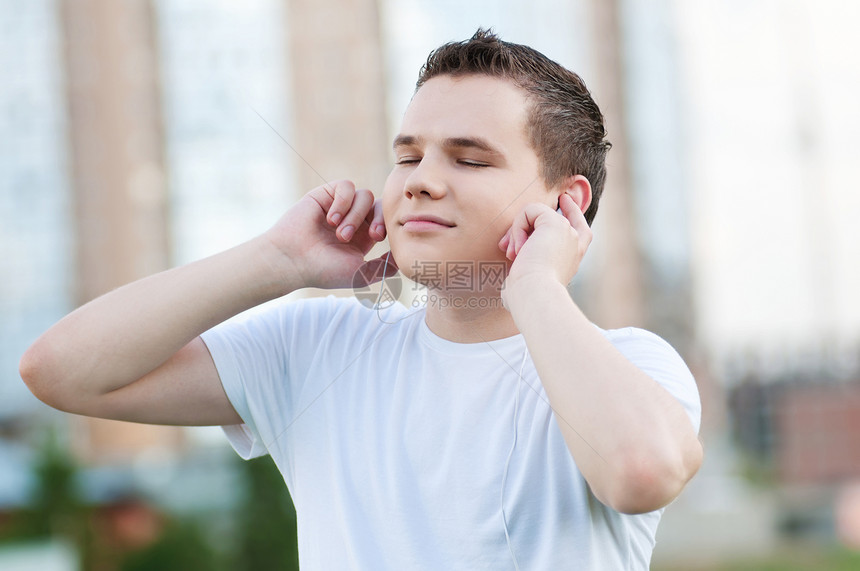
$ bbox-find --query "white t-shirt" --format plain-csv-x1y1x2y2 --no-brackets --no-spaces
201,296,701,570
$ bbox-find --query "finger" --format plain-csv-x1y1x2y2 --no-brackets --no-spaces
500,219,518,260
500,225,515,260
505,205,533,260
558,192,576,224
337,187,374,241
354,251,400,287
511,202,551,256
325,179,356,227
509,223,530,259
565,195,593,247
367,199,386,241
498,228,511,252
368,250,399,277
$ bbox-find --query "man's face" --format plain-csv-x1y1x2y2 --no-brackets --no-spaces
382,74,556,289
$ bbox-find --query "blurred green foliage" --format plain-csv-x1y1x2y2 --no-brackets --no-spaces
2,428,301,570
0,428,92,560
231,455,299,571
655,545,860,570
119,519,220,571
25,428,83,538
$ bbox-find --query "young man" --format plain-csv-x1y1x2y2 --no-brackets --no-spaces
21,30,702,569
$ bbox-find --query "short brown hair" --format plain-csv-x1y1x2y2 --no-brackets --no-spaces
417,29,611,225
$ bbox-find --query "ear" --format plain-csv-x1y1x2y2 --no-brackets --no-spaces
555,175,592,213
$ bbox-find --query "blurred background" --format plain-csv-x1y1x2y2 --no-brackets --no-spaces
2,0,859,569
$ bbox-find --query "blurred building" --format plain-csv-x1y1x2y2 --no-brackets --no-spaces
0,0,73,421
677,0,860,466
2,0,388,461
655,0,860,565
2,0,386,566
0,4,73,566
678,0,860,377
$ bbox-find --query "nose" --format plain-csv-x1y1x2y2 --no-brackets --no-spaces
403,155,447,200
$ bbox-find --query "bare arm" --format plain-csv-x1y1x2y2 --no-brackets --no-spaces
20,180,387,426
500,190,702,514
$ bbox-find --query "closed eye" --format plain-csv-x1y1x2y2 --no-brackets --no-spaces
459,160,489,168
395,157,489,168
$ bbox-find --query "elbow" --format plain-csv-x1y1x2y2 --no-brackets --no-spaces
19,338,69,411
603,439,704,515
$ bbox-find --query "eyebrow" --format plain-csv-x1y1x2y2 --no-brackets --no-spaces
392,134,504,156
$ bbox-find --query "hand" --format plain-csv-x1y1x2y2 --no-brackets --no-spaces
497,193,592,297
263,179,394,290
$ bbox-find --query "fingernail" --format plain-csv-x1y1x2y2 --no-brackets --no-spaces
341,225,354,240
330,212,342,225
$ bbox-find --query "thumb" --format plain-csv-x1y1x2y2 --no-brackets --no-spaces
352,251,399,288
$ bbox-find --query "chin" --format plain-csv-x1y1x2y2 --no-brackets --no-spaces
389,242,509,292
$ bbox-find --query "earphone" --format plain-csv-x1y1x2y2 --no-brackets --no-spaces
373,250,393,310
500,347,528,571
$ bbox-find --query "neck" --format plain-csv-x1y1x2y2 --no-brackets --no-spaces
423,290,519,343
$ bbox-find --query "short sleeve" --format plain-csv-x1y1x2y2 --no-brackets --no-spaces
602,327,702,433
200,324,268,459
200,295,345,459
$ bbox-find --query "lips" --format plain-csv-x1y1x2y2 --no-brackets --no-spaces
399,214,455,227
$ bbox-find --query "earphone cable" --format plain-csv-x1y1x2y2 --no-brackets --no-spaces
500,346,528,571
